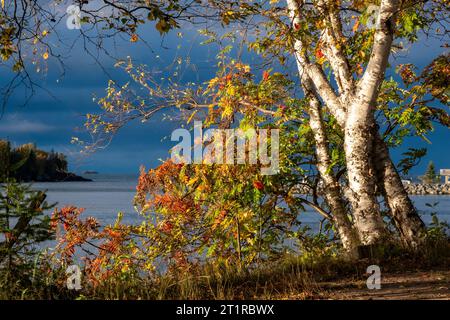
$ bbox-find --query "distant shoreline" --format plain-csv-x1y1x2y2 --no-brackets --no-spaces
29,173,93,182
83,171,99,175
11,172,93,183
0,140,92,183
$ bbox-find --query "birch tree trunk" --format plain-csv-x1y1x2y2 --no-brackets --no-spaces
373,135,426,247
343,0,402,245
314,0,425,247
287,0,361,254
344,107,388,245
290,0,389,245
286,0,426,248
305,81,360,258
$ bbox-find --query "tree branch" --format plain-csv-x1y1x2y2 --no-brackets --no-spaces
356,0,401,109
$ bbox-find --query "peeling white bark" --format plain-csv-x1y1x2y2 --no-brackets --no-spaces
287,0,361,254
286,0,425,247
343,0,401,244
357,0,399,109
288,0,387,245
344,111,387,244
373,135,426,247
287,0,344,123
306,81,360,257
317,0,354,98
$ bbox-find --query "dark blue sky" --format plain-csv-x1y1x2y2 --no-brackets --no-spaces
0,21,448,176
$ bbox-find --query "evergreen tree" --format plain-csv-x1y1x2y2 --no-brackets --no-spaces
423,161,439,184
0,181,55,292
0,140,11,181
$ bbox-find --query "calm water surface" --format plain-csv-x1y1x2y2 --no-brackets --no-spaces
32,174,450,231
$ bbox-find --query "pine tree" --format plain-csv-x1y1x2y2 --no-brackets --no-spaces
423,161,438,184
0,181,55,289
0,140,10,181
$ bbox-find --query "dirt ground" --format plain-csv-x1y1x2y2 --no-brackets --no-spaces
318,270,450,300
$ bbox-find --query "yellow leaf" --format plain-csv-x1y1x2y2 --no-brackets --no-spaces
187,110,198,124
1,0,4,9
222,103,233,119
226,86,236,96
187,176,198,186
207,77,218,88
315,20,325,29
42,52,49,60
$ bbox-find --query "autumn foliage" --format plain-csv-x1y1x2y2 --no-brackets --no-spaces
50,207,138,287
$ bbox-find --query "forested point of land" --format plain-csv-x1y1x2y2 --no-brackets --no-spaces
0,140,90,182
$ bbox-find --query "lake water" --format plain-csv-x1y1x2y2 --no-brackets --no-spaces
32,174,450,231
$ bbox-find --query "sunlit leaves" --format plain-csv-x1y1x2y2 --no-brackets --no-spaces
420,55,450,105
73,0,449,276
396,64,417,86
378,59,449,147
396,8,427,42
132,152,302,269
51,206,138,286
0,26,16,61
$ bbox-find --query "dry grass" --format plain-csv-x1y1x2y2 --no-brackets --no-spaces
1,240,449,300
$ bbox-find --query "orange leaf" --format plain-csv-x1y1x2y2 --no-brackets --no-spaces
356,64,363,75
352,19,360,33
130,34,139,42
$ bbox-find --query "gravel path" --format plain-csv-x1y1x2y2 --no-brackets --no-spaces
320,270,450,300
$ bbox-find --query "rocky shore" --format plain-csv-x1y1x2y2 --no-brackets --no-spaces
294,183,450,196
404,183,450,195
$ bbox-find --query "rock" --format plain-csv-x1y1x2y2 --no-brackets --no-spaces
405,183,450,195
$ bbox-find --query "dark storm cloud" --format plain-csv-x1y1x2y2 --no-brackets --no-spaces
0,20,448,174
